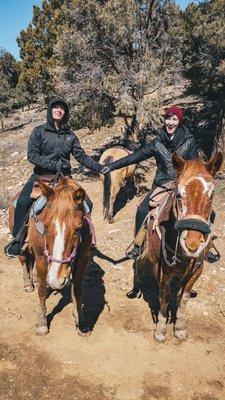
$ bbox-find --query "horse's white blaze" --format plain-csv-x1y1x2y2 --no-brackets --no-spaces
196,176,215,197
178,184,186,198
48,219,65,287
178,184,187,215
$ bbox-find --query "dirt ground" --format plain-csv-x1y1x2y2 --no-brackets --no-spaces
1,112,225,400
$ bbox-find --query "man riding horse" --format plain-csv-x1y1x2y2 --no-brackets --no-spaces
106,106,217,263
5,97,109,257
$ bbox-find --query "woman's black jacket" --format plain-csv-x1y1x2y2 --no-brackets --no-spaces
109,125,198,187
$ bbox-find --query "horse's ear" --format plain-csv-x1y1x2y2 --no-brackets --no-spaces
57,175,67,185
73,187,86,205
38,179,55,200
205,152,223,176
172,152,185,175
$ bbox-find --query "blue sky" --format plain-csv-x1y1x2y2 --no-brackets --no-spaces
0,0,193,60
0,0,42,59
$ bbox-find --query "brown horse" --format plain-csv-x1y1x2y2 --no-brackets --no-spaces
135,152,222,342
100,147,136,223
8,177,92,336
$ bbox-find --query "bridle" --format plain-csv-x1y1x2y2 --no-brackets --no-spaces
161,174,215,266
174,174,214,233
32,180,86,265
44,233,80,264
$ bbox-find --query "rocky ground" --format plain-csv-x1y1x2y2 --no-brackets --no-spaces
0,99,225,400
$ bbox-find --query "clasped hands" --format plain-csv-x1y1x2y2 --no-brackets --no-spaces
100,165,112,175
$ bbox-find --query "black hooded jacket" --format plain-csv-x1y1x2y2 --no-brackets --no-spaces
109,125,198,187
27,98,102,175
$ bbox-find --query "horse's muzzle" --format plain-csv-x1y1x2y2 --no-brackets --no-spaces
47,276,68,290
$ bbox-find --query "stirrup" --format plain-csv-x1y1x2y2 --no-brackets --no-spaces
205,250,220,263
4,240,21,258
126,245,141,260
126,287,141,299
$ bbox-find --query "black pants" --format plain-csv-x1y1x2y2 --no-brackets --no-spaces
135,190,153,235
13,174,38,237
13,174,93,238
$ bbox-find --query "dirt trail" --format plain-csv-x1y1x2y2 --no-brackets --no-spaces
1,114,225,400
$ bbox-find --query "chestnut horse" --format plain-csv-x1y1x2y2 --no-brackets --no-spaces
136,152,222,342
9,177,92,336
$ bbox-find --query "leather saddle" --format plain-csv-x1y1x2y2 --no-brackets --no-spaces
149,182,174,225
12,175,55,209
30,175,56,199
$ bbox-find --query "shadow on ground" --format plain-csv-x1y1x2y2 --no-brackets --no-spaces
46,261,106,332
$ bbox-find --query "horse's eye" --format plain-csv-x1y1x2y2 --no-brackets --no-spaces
75,224,83,232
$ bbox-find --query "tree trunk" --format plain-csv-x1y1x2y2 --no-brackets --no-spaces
213,103,225,170
0,117,4,133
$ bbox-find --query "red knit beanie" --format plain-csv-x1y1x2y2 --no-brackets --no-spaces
165,106,183,122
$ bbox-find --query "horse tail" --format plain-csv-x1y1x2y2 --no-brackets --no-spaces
102,156,113,218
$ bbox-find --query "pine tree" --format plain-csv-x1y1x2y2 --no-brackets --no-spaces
183,0,225,100
182,0,225,156
0,48,20,131
17,0,66,100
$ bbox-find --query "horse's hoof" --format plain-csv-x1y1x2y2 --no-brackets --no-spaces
35,324,49,336
77,327,91,337
24,284,34,293
174,329,187,341
76,320,91,337
77,323,91,337
108,218,114,224
126,289,140,299
154,330,167,343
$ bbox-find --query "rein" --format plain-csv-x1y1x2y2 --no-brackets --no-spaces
161,225,184,267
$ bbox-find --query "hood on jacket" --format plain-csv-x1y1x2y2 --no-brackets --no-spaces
47,97,69,130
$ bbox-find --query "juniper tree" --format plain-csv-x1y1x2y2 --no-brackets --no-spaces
53,0,184,130
17,0,67,100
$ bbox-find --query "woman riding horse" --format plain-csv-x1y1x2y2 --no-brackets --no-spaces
106,106,216,261
5,97,109,257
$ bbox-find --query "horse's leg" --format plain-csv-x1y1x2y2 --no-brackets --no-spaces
35,256,48,335
108,182,119,224
31,261,39,289
174,266,203,341
72,253,90,336
19,251,34,292
154,273,171,343
126,177,134,203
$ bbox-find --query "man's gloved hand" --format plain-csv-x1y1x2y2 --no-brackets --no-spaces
56,160,71,174
56,160,63,172
101,165,111,175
